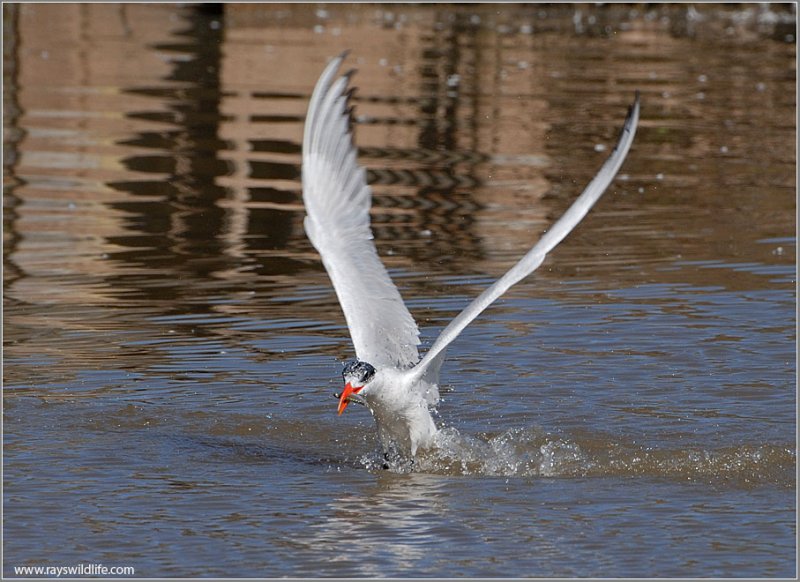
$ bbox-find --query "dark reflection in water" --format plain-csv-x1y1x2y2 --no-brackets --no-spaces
3,3,24,290
111,7,234,300
3,3,796,578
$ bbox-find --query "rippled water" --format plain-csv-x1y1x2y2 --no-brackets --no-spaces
3,3,796,578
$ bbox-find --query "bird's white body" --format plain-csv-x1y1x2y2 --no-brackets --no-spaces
360,368,439,458
301,52,640,465
361,368,438,457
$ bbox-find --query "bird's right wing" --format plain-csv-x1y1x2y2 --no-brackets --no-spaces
408,93,641,383
302,54,421,370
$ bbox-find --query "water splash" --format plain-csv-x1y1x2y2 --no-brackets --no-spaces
362,426,795,487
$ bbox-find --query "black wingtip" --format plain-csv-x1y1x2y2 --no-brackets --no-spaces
344,86,358,104
342,68,358,84
323,51,351,81
624,90,641,126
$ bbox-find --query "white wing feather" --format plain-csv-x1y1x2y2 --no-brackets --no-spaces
408,93,641,382
302,54,421,369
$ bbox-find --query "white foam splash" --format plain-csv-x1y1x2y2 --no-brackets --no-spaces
356,426,795,486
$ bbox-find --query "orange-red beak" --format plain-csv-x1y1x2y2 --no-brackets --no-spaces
337,382,364,415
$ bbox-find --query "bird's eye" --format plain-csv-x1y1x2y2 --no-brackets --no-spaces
357,362,376,382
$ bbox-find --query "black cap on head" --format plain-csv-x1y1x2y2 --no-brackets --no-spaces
342,360,376,384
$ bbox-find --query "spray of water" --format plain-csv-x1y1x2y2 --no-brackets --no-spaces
359,426,795,487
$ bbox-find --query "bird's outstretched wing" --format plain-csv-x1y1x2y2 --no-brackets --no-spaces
409,93,641,382
302,53,420,369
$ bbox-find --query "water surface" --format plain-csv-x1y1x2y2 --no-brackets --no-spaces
3,3,796,578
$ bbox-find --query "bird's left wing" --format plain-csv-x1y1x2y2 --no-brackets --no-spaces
408,92,641,383
302,53,421,369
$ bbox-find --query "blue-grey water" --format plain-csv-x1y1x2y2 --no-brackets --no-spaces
3,3,796,578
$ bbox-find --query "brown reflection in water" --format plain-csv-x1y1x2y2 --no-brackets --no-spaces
110,5,235,304
219,4,495,276
5,3,187,310
3,4,197,386
3,3,795,356
3,3,24,290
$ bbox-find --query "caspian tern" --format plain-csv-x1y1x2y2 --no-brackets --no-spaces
302,53,640,466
